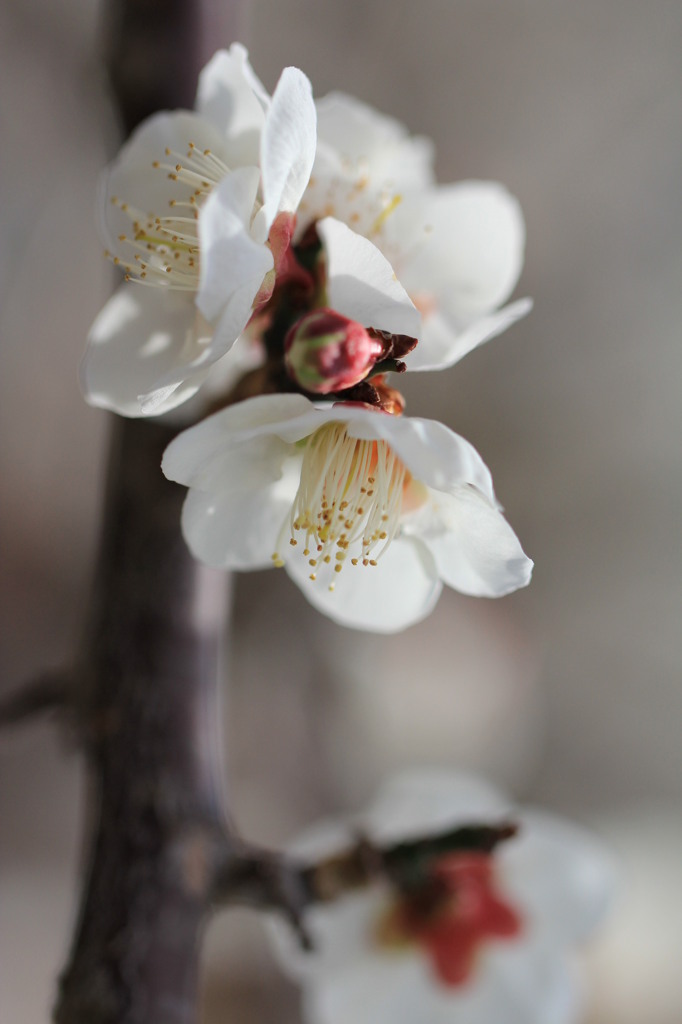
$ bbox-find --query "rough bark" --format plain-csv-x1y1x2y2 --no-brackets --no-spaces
54,419,234,1024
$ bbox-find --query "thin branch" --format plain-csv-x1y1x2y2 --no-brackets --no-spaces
210,820,520,947
211,846,317,949
0,671,70,728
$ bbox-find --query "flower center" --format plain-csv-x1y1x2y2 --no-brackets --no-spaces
272,422,409,588
298,173,403,243
107,142,229,288
375,853,522,987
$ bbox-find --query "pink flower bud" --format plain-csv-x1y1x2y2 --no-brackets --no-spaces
284,309,384,394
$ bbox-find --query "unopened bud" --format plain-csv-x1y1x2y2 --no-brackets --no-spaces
284,309,384,394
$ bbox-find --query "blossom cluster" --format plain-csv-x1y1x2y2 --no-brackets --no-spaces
78,47,614,1024
82,44,533,631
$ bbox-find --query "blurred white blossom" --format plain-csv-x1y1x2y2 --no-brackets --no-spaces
270,770,614,1024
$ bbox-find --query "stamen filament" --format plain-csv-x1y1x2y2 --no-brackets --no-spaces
107,140,232,288
272,422,410,584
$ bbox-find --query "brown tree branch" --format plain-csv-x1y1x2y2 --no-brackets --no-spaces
0,670,70,728
209,821,520,948
54,419,237,1024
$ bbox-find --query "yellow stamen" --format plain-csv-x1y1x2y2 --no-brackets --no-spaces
282,422,410,586
370,193,402,234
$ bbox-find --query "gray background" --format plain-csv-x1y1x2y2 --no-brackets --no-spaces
1,1,681,1021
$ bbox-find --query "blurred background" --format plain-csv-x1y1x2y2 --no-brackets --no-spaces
1,1,681,1021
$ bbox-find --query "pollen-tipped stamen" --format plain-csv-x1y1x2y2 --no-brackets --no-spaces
271,423,409,583
107,142,229,288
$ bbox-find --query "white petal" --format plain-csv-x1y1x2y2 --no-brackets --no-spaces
438,945,582,1024
260,66,317,227
316,91,412,161
315,91,435,190
501,811,616,946
180,461,296,570
317,217,421,338
285,536,442,633
305,954,442,1024
100,111,229,253
364,769,510,846
81,284,209,417
197,330,266,401
338,408,496,500
162,393,312,486
213,400,496,499
393,181,526,319
197,165,273,324
195,44,268,166
413,485,533,597
303,946,580,1024
269,887,389,982
407,298,533,372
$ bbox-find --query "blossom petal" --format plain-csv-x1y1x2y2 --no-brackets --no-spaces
406,298,533,372
393,181,525,319
99,111,229,254
315,91,435,189
304,947,580,1024
500,811,616,947
80,284,209,417
442,945,582,1024
197,165,273,322
180,461,296,570
167,394,498,501
413,485,533,597
162,393,313,486
305,955,441,1024
195,44,268,166
364,769,510,846
284,537,442,633
317,217,421,338
259,67,317,228
337,408,496,499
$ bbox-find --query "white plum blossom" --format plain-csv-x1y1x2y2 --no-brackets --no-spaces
81,44,318,416
161,394,532,632
299,91,532,371
82,47,531,419
270,770,614,1024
